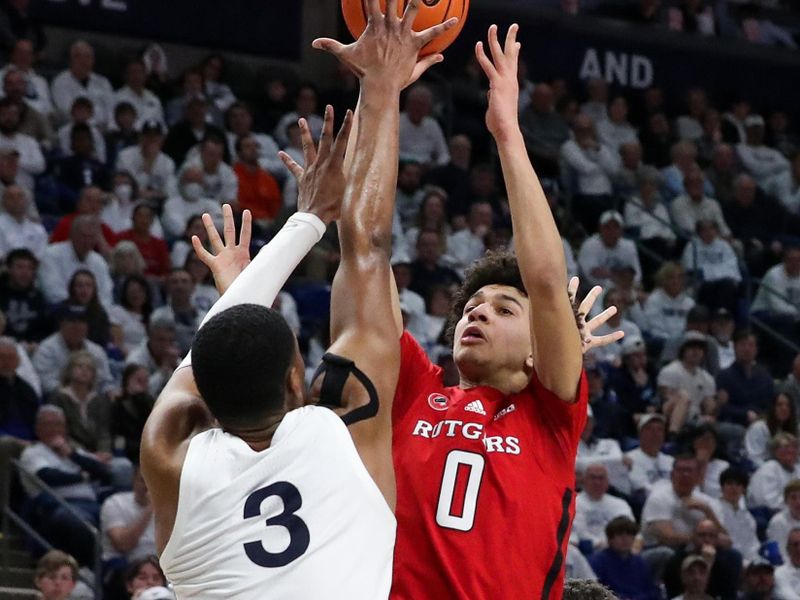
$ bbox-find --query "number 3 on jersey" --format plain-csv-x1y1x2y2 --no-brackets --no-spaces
436,450,485,532
243,482,310,567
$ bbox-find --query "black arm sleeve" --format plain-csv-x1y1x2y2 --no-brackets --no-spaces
36,468,84,487
69,452,112,484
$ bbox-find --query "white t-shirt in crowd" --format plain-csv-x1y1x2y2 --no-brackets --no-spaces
100,491,156,561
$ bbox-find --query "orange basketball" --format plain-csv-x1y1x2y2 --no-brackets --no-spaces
341,0,470,57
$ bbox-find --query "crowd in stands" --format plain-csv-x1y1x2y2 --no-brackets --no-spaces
0,0,799,597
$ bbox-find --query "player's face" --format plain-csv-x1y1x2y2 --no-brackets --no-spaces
452,285,532,384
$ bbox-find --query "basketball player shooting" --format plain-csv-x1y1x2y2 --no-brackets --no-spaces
323,23,613,599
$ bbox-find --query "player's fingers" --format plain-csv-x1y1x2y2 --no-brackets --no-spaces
317,105,335,159
487,24,504,67
202,212,224,254
586,306,618,332
587,331,625,349
567,276,579,305
365,0,382,21
578,285,603,317
474,42,497,79
416,17,458,47
191,235,214,266
311,38,346,57
222,204,236,247
278,151,304,181
504,23,519,56
408,54,444,86
386,0,400,23
238,209,252,250
401,0,420,29
299,119,317,166
332,110,354,161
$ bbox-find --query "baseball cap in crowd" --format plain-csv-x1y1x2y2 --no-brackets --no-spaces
744,114,765,128
57,304,89,323
136,587,175,600
681,554,709,572
140,119,163,135
599,210,624,227
638,413,666,432
621,335,646,357
745,557,775,573
610,263,637,276
679,330,708,353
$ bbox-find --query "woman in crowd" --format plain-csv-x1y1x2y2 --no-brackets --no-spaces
125,556,173,600
171,214,206,269
109,275,153,355
404,188,451,259
683,422,730,499
112,364,155,466
745,392,799,467
56,269,112,348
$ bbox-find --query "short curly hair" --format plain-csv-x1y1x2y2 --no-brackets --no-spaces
446,251,526,342
445,251,582,343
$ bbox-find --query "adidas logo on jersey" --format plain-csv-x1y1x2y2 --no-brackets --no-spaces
464,400,486,416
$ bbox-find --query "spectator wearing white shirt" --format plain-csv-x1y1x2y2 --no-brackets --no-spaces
391,257,430,346
657,331,717,433
748,433,800,510
626,413,674,499
180,136,237,207
2,68,52,149
587,287,643,368
577,406,628,492
125,317,179,398
774,528,800,600
0,40,53,117
225,102,284,180
596,96,639,152
56,96,106,164
746,393,799,468
0,183,45,258
560,114,619,233
644,262,695,342
578,210,642,289
101,172,163,239
767,480,800,565
39,215,113,307
115,120,177,204
718,468,760,563
640,454,726,551
682,220,741,314
32,306,113,396
149,269,203,356
162,166,223,239
100,469,155,563
112,59,164,130
447,201,491,274
0,97,42,177
737,115,790,187
571,464,634,552
675,89,709,142
579,77,608,126
273,84,323,148
395,161,426,231
201,54,237,115
765,151,800,215
687,423,729,500
399,84,449,167
671,168,731,239
50,40,113,127
752,246,800,321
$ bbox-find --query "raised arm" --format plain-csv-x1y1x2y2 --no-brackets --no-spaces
476,25,582,402
312,0,455,506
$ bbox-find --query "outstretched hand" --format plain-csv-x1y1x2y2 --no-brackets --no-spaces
475,24,521,138
568,276,626,354
192,204,252,295
312,0,457,90
279,105,353,225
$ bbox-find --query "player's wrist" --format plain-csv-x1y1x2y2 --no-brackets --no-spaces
288,212,327,242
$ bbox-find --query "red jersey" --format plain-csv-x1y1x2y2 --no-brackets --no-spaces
391,332,588,600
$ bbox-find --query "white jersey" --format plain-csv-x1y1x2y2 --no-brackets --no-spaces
160,405,396,599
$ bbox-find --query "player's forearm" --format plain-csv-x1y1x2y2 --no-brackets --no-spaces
339,86,399,260
495,128,567,294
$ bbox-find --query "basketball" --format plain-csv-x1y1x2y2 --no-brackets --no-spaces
341,0,470,57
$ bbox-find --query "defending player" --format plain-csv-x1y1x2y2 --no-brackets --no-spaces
316,23,608,598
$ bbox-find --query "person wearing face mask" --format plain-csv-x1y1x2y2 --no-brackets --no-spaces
102,171,164,239
161,165,222,239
